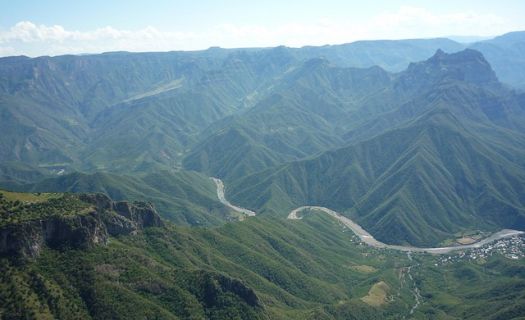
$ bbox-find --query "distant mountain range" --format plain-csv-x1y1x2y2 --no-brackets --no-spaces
1,31,525,245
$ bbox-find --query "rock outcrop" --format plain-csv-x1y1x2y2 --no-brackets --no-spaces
396,48,500,93
0,193,164,259
79,193,164,235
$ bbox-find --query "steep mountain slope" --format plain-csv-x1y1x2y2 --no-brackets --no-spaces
183,125,290,182
470,31,525,89
183,60,392,181
1,33,524,178
0,49,296,173
342,49,525,145
228,51,525,246
186,49,525,184
2,35,525,238
0,52,210,166
82,50,300,173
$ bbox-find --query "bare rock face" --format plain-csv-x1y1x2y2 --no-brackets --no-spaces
0,193,164,260
79,194,164,233
112,201,164,229
103,212,139,236
0,212,108,259
0,221,46,258
43,213,109,249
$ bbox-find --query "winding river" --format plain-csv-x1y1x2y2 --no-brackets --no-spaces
211,178,255,216
288,206,524,254
211,178,524,254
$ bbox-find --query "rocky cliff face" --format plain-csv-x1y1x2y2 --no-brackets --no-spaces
396,49,500,93
79,193,164,235
0,193,164,259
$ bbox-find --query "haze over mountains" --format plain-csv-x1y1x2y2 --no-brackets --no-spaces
2,26,525,319
1,31,525,246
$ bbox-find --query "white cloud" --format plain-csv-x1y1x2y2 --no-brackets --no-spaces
0,21,198,56
371,6,510,38
0,46,16,56
0,6,522,57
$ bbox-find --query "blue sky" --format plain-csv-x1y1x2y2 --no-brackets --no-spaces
1,0,524,56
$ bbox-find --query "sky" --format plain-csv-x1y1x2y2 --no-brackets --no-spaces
1,0,524,57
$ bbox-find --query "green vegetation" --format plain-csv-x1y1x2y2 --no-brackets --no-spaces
1,37,525,244
0,191,91,227
0,201,415,319
9,170,234,226
0,190,60,203
360,281,390,307
228,50,525,246
413,254,525,319
350,265,378,274
1,32,525,318
1,191,524,319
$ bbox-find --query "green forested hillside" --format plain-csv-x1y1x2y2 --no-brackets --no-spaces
2,6,525,318
0,48,299,173
226,50,525,246
182,60,390,181
1,33,523,176
1,191,524,319
1,34,525,244
229,108,525,245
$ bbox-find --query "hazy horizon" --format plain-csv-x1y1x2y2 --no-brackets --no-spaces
0,32,513,59
1,0,525,57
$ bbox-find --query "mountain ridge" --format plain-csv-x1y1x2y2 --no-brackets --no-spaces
1,37,525,244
